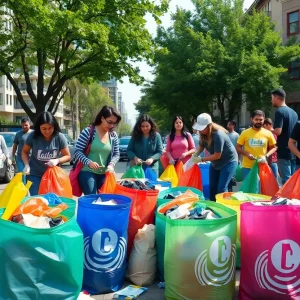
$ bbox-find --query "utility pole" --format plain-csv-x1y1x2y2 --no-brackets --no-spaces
76,88,79,140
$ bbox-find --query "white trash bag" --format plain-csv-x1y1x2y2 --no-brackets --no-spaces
127,224,157,286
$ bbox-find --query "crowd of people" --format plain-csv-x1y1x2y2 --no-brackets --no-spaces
4,88,300,200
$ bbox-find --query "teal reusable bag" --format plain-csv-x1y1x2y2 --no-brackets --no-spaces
121,164,145,179
239,160,260,194
163,201,237,300
235,164,243,182
156,187,205,282
0,197,83,300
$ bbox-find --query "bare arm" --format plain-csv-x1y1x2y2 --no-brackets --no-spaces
22,144,31,165
59,147,71,164
236,144,255,160
202,152,222,162
272,128,282,136
288,138,300,159
12,144,17,162
266,145,277,158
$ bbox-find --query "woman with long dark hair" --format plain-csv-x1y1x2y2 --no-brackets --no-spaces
166,116,195,164
192,113,238,201
74,105,121,195
127,115,163,176
22,111,71,195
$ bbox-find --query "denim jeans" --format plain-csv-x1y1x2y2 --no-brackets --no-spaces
78,170,106,195
209,161,238,201
277,159,296,185
27,175,42,196
270,162,279,182
16,157,26,184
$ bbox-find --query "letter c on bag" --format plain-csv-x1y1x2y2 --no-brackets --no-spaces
92,229,118,256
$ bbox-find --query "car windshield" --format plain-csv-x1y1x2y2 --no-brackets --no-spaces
64,134,74,144
119,138,130,145
0,133,15,147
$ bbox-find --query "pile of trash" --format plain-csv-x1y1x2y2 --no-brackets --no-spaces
224,192,268,202
251,197,300,206
119,180,156,191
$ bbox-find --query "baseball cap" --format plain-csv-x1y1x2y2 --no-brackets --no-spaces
193,113,212,131
271,88,286,98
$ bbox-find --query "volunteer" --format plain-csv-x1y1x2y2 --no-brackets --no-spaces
236,110,277,179
192,113,238,201
166,116,195,165
288,120,300,172
127,115,163,176
74,105,121,195
22,112,70,195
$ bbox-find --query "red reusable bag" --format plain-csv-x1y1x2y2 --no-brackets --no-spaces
114,183,159,255
39,166,73,198
178,164,203,191
175,161,184,181
276,169,300,200
99,172,117,194
160,152,169,170
258,162,279,197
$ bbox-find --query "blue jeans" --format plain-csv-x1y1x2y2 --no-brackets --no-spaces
277,159,296,185
270,162,279,182
78,170,106,195
16,157,26,184
27,175,42,196
209,161,238,201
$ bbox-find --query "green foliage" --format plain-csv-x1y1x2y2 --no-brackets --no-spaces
115,121,132,137
0,116,18,125
0,0,169,121
137,0,300,125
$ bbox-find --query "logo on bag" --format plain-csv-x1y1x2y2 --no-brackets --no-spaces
255,239,300,295
84,228,126,273
195,236,236,286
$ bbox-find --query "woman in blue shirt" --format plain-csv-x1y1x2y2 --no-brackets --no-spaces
127,115,163,176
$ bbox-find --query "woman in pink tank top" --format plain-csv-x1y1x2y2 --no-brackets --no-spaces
166,116,195,164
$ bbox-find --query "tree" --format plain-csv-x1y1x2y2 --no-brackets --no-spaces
0,0,168,122
115,121,132,137
137,0,300,125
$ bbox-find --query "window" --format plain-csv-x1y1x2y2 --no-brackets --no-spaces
0,94,3,105
290,60,300,79
10,95,12,105
288,11,300,36
6,77,8,89
20,82,26,90
261,0,271,17
6,94,8,105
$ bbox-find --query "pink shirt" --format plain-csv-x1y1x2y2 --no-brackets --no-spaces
166,133,195,163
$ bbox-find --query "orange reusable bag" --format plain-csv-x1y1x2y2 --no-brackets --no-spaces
160,152,169,170
39,166,72,198
175,161,184,181
114,183,159,256
276,168,300,200
258,162,279,197
99,172,117,194
178,164,203,191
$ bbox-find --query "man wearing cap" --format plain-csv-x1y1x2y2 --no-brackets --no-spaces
272,88,298,185
236,110,277,180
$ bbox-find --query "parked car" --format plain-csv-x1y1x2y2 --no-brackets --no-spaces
0,132,16,182
119,136,131,161
63,134,76,165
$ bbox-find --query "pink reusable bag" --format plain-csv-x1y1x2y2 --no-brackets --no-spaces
239,202,300,300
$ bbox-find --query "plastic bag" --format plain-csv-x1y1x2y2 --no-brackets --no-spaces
121,164,145,179
160,152,169,170
99,172,117,193
276,168,300,200
175,161,184,180
183,158,196,172
39,166,72,198
0,197,83,300
235,164,243,182
159,164,178,187
239,160,260,194
178,164,203,191
127,224,157,286
258,162,279,197
144,167,158,181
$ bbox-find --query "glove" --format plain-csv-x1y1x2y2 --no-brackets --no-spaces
45,158,60,167
169,157,175,165
106,164,114,173
6,158,12,165
258,156,267,163
191,156,202,164
23,164,30,174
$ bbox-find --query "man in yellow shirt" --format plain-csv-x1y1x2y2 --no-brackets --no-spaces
236,110,277,179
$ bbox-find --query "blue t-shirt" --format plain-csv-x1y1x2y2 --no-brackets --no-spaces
274,106,298,160
13,129,32,159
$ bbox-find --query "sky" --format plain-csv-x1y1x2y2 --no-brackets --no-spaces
118,0,255,123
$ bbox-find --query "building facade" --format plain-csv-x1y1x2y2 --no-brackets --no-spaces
100,78,118,110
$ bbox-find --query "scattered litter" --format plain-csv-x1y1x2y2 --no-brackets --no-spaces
92,197,117,205
157,282,165,289
120,180,156,191
251,198,300,206
113,285,147,299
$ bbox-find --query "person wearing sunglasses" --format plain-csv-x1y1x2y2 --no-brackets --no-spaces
74,105,121,195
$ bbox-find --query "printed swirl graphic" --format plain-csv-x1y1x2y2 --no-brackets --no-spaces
254,240,300,296
83,229,126,273
194,237,236,286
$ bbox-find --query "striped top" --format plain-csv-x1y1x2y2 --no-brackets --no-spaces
74,126,120,167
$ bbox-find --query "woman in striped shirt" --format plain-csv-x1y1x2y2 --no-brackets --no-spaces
74,106,121,195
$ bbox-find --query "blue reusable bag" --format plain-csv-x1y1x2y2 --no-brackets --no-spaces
144,167,158,181
77,194,131,295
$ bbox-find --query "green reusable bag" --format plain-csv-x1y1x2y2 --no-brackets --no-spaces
0,197,83,300
235,164,243,182
164,201,237,300
121,164,145,179
239,160,260,194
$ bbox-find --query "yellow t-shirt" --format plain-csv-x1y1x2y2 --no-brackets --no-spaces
237,128,276,168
